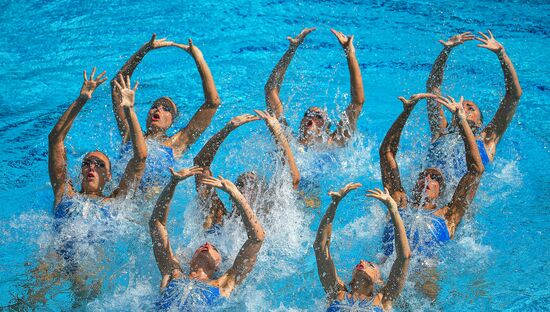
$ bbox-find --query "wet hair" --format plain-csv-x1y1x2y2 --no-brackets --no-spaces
153,96,179,120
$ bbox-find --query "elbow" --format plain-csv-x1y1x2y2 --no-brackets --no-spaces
254,229,266,243
402,249,412,260
469,162,485,175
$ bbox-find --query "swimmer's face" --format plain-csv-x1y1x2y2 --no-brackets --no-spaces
190,242,221,276
462,100,482,131
80,151,111,193
351,260,381,287
146,97,177,132
299,107,329,145
413,170,442,203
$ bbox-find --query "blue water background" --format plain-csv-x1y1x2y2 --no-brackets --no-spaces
0,0,549,311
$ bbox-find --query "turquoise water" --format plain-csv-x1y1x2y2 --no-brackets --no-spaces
0,0,548,311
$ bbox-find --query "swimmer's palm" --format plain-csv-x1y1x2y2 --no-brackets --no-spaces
170,166,203,182
439,32,474,48
329,182,361,201
366,188,396,209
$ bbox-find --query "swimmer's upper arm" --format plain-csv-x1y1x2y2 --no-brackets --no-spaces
219,237,264,295
443,171,482,238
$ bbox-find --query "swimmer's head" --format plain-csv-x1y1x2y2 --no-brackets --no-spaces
412,168,445,207
298,107,330,146
452,100,483,131
80,151,112,194
235,172,260,203
146,97,178,133
189,242,222,278
349,260,383,291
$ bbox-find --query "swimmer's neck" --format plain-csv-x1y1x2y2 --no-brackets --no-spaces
188,268,213,283
79,189,105,198
349,282,374,301
145,127,169,141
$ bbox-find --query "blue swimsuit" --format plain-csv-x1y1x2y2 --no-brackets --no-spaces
156,278,222,311
53,196,113,270
426,132,490,183
382,210,450,258
327,294,383,312
120,140,176,190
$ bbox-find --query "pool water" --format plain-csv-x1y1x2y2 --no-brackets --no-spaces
0,0,548,311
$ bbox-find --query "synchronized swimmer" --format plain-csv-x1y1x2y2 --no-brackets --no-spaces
23,27,521,311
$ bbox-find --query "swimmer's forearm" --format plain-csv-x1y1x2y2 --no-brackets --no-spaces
267,122,300,188
124,106,147,160
48,95,88,143
388,203,410,259
346,47,365,107
151,179,179,226
458,118,484,174
193,126,232,168
427,47,452,136
379,109,412,156
230,189,265,241
265,45,298,117
497,49,522,99
314,200,339,249
190,49,221,106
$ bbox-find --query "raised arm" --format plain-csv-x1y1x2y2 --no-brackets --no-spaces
367,188,411,310
149,166,203,288
476,30,523,160
111,34,176,142
264,28,316,122
313,183,361,299
193,114,259,229
379,94,435,208
436,96,484,238
426,32,475,141
109,75,148,199
167,39,221,158
328,29,365,147
255,110,300,189
201,176,265,295
48,68,107,207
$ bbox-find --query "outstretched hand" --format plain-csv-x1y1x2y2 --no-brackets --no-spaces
328,182,362,202
174,38,203,58
475,30,504,54
145,33,176,49
112,74,138,108
200,175,237,193
254,109,279,127
439,32,475,49
169,166,203,182
287,27,316,47
398,93,437,111
330,29,354,52
80,67,107,99
435,95,466,120
366,188,397,210
227,114,260,129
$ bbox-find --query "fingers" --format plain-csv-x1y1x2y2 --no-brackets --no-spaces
188,38,194,47
150,33,156,44
487,29,494,39
384,188,390,195
133,81,139,91
96,70,106,81
459,96,464,104
112,79,122,91
397,96,407,104
125,75,131,89
83,70,88,81
477,31,489,40
169,167,175,176
117,74,125,89
90,67,96,80
328,191,339,197
438,39,446,45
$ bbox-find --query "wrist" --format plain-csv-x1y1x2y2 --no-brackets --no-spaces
78,93,91,101
496,47,506,57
